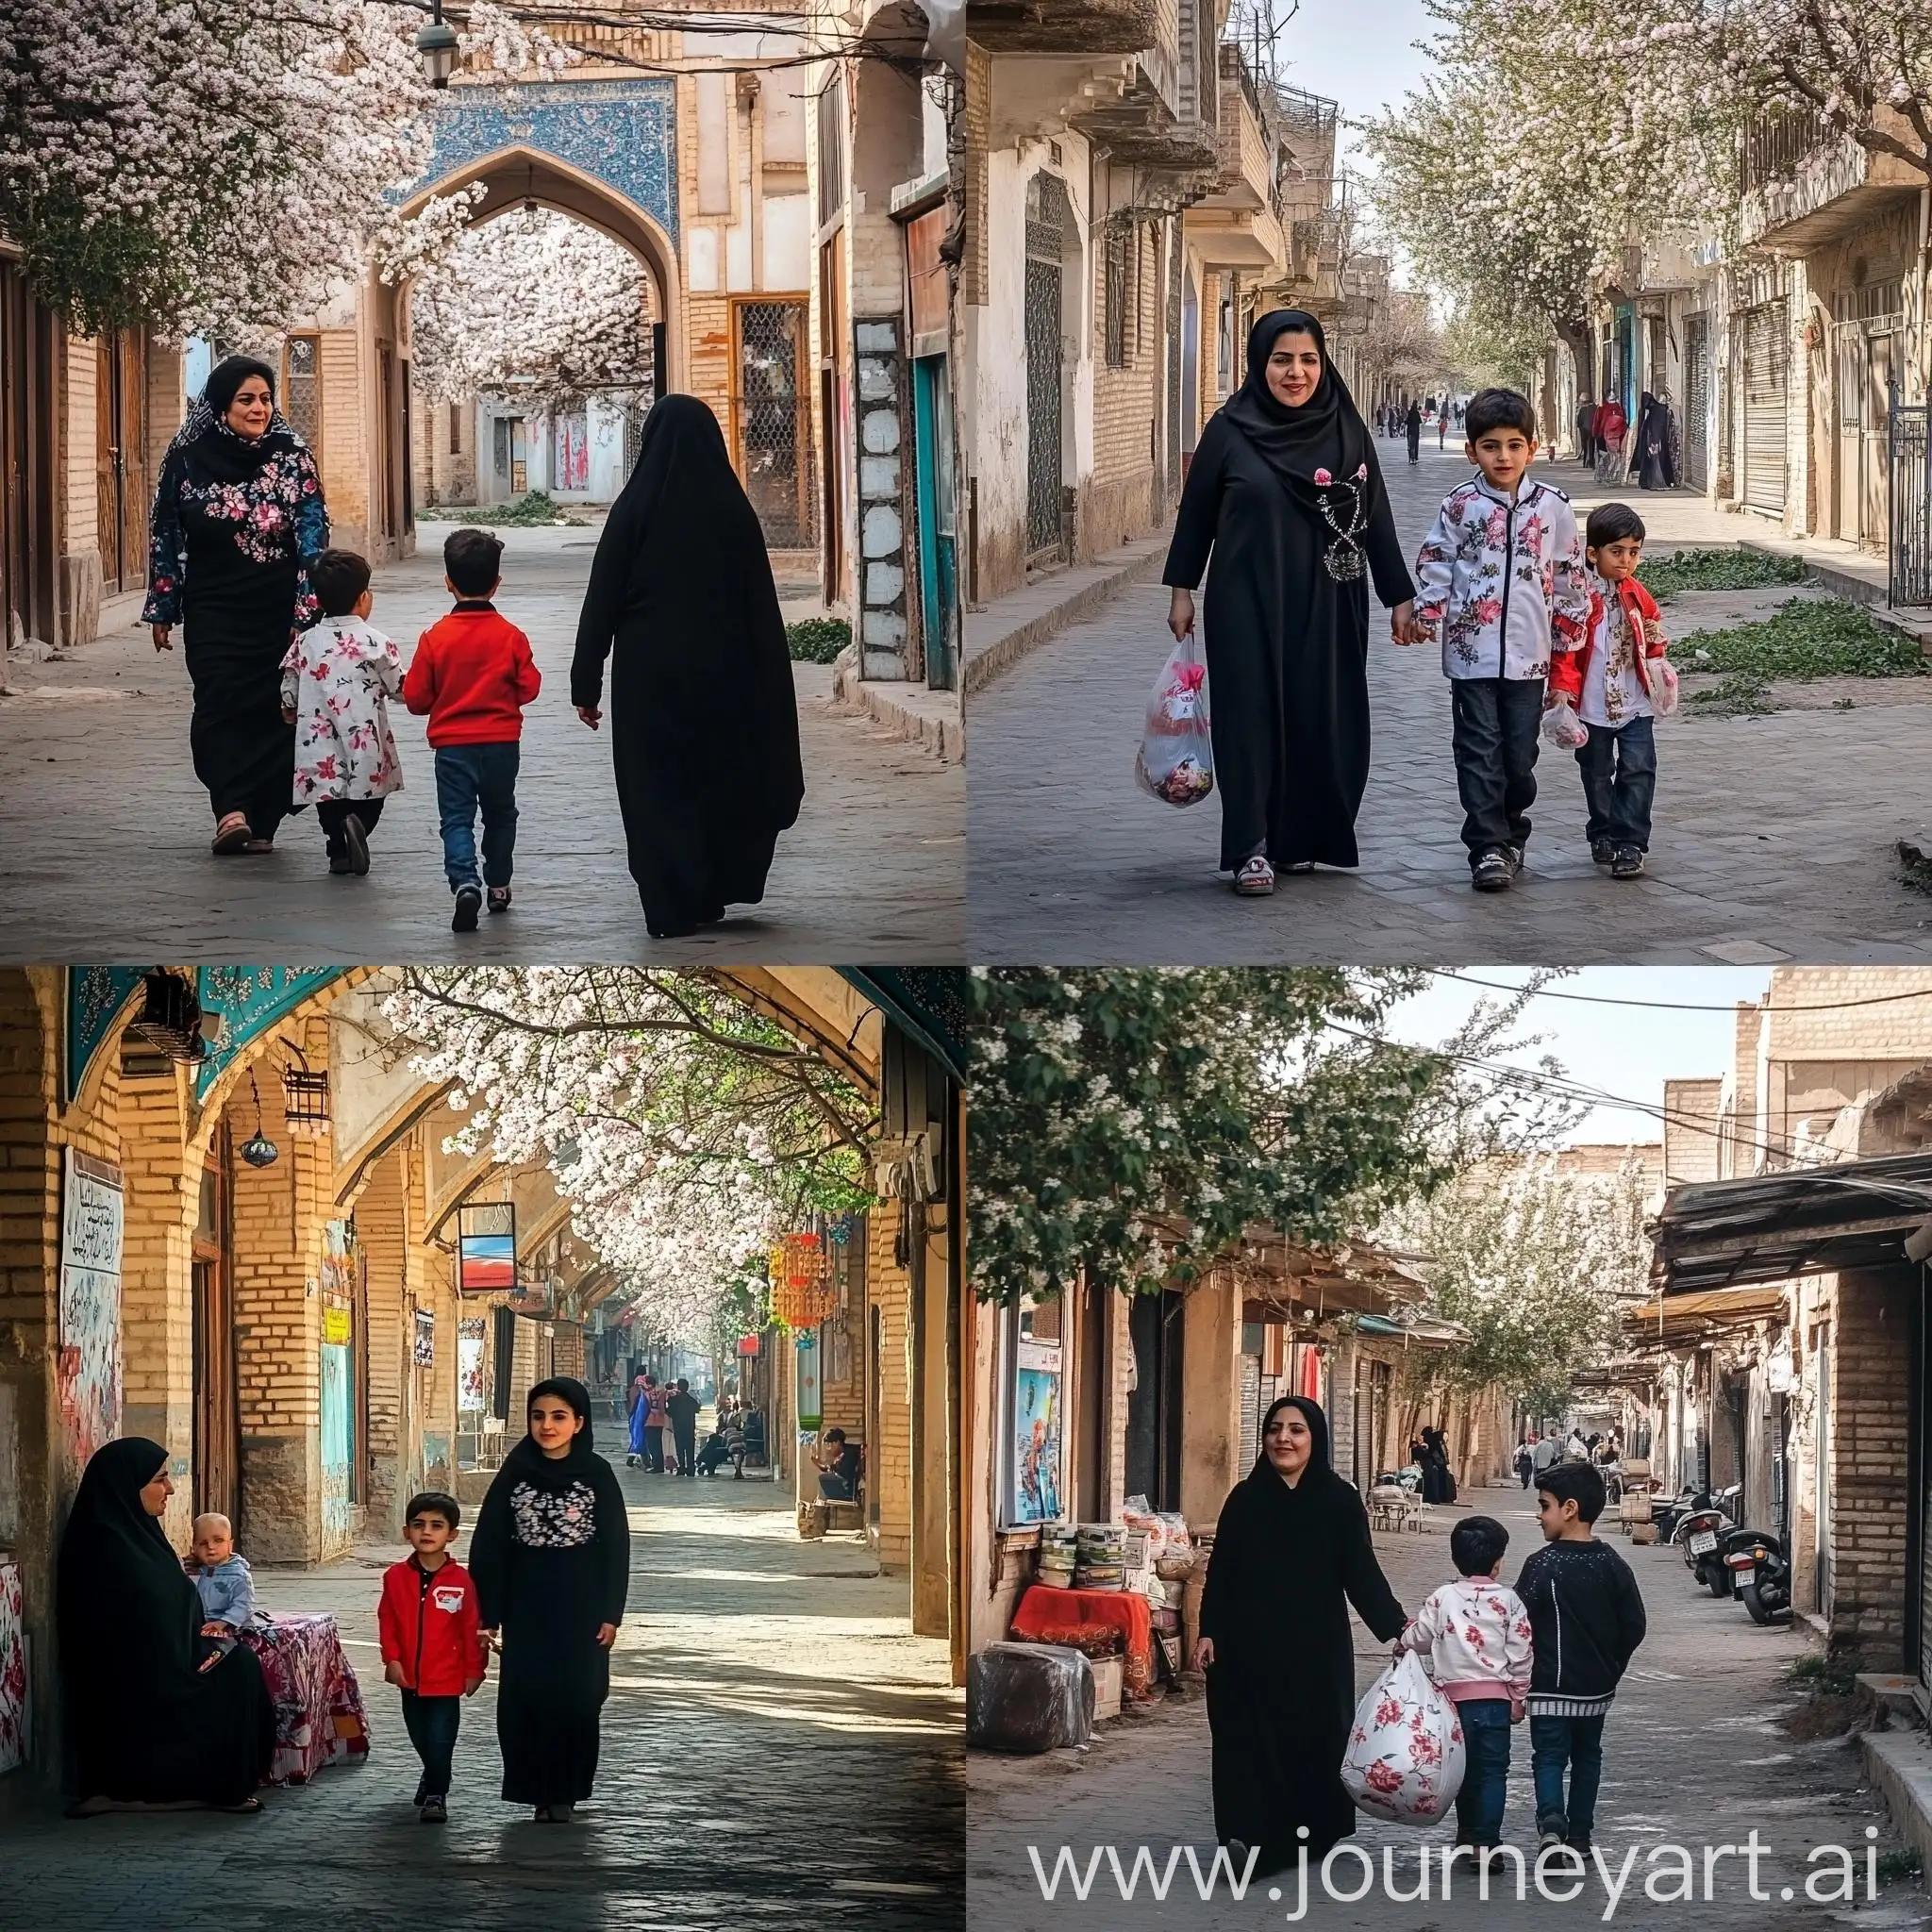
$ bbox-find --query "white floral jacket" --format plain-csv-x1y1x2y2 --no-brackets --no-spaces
1412,474,1591,681
280,615,404,805
1400,1576,1534,1702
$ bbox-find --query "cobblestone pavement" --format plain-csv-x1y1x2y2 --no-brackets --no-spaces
969,1483,1922,1930
967,444,1932,964
0,1457,964,1931
0,524,963,963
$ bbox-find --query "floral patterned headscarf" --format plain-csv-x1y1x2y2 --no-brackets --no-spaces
162,355,306,483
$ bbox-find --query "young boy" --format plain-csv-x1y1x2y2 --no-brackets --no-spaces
403,528,541,933
1396,1514,1532,1850
186,1511,256,1652
1545,503,1671,879
280,548,404,877
1409,388,1591,892
1515,1462,1648,1856
376,1491,488,1824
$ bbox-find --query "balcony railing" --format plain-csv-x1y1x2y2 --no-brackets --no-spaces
1740,106,1830,193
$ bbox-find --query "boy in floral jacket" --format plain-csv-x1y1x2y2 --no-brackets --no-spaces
1409,389,1591,892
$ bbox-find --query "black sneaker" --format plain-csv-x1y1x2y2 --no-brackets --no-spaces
452,884,482,932
1502,842,1524,876
342,811,371,876
1591,838,1615,868
1565,1829,1592,1856
421,1796,447,1824
1611,845,1645,878
487,886,512,914
327,848,354,876
1472,850,1513,892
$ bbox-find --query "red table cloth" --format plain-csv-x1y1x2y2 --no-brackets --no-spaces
1011,1583,1155,1696
240,1613,371,1786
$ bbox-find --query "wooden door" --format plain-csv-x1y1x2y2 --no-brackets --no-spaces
93,330,149,591
192,1136,239,1527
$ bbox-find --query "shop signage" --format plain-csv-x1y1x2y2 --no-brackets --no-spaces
458,1202,517,1295
795,1331,822,1431
58,1150,124,1468
322,1305,352,1347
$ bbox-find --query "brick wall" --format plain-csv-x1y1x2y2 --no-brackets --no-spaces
964,44,991,310
869,1199,914,1573
1085,220,1162,558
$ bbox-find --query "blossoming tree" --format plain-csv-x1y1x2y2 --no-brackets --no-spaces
384,967,874,1341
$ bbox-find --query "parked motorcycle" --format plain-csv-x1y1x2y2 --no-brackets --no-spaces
1652,1485,1710,1543
1724,1530,1792,1624
1677,1484,1740,1595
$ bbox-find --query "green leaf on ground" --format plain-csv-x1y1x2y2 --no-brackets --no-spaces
1636,546,1811,599
1676,598,1924,682
421,491,588,527
786,618,851,663
1686,673,1775,716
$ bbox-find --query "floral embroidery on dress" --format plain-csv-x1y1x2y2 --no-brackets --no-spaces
281,615,405,804
509,1481,598,1548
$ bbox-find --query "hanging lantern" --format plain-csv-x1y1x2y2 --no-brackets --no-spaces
239,1069,279,1168
768,1231,834,1329
281,1042,330,1135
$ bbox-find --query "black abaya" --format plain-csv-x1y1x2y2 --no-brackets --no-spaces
468,1378,631,1808
1632,391,1676,490
56,1438,274,1807
1200,1398,1405,1872
571,395,805,939
1406,405,1423,463
1420,1425,1457,1505
1163,314,1414,871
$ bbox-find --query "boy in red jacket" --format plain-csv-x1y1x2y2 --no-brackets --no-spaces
402,528,541,933
377,1491,488,1823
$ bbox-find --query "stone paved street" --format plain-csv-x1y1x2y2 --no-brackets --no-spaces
968,1483,1922,1930
967,443,1932,964
0,525,963,963
0,1457,964,1931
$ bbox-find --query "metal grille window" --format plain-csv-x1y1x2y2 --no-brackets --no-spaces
1104,225,1128,369
1024,173,1069,561
282,336,321,454
448,403,462,456
735,300,818,549
816,72,845,227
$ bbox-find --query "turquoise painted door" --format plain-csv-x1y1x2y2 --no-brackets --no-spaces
321,1341,353,1541
911,355,957,691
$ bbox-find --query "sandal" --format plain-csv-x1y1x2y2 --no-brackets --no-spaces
214,1796,263,1814
211,813,251,856
1233,856,1275,896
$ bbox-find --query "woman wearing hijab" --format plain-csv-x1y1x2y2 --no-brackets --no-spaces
1163,311,1417,892
468,1377,630,1821
1197,1397,1406,1873
57,1438,275,1815
571,395,805,940
1420,1424,1457,1505
1627,391,1677,490
1405,398,1424,465
143,357,329,856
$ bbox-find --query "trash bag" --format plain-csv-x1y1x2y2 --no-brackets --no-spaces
966,1641,1094,1753
1648,657,1679,719
1541,698,1589,751
1136,637,1215,807
1340,1651,1465,1824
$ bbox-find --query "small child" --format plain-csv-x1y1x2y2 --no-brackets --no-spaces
377,1491,488,1824
1396,1514,1531,1850
281,548,404,877
1515,1462,1648,1857
188,1511,256,1652
1409,388,1591,892
403,528,541,934
1545,502,1671,879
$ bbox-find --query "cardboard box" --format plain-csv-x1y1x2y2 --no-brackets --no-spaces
1091,1653,1124,1722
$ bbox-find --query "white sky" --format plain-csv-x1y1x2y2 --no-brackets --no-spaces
1381,968,1775,1145
1271,0,1438,175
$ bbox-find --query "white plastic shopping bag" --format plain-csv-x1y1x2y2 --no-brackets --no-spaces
1135,636,1215,807
1340,1651,1465,1824
1541,698,1589,751
1648,657,1680,719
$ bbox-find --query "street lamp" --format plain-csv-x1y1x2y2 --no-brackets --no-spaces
415,0,459,88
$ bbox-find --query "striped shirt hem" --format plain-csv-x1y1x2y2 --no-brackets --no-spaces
1526,1692,1615,1719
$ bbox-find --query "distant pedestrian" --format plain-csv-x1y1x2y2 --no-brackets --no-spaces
643,1375,670,1472
1515,1436,1536,1488
377,1492,487,1824
469,1378,630,1824
1575,397,1597,466
1161,309,1417,894
666,1377,701,1480
571,393,805,941
625,1366,651,1468
1406,400,1423,464
1438,409,1447,451
1531,1431,1562,1477
1407,388,1590,893
143,355,329,857
403,527,541,933
1518,1462,1647,1857
280,547,403,877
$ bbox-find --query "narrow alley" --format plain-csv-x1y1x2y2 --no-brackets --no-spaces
967,446,1932,965
0,525,964,962
0,1459,965,1932
967,1483,1919,1931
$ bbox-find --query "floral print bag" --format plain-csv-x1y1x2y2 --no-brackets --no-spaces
1341,1649,1467,1823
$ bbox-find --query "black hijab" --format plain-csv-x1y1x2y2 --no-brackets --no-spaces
1223,310,1380,527
58,1437,202,1672
163,356,303,487
504,1375,600,1485
1249,1393,1339,1491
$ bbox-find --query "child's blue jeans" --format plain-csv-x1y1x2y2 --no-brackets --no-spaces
433,742,520,892
1453,1697,1513,1846
1575,716,1657,852
1530,1711,1607,1838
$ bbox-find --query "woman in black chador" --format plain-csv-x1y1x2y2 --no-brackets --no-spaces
571,394,805,940
1198,1396,1407,1873
1405,399,1424,464
143,356,329,855
1162,310,1416,893
469,1377,630,1821
58,1437,275,1813
1420,1424,1457,1505
1629,391,1678,491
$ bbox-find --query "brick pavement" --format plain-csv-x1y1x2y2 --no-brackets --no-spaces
967,443,1932,964
0,525,964,963
968,1482,1914,1929
0,1457,964,1931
